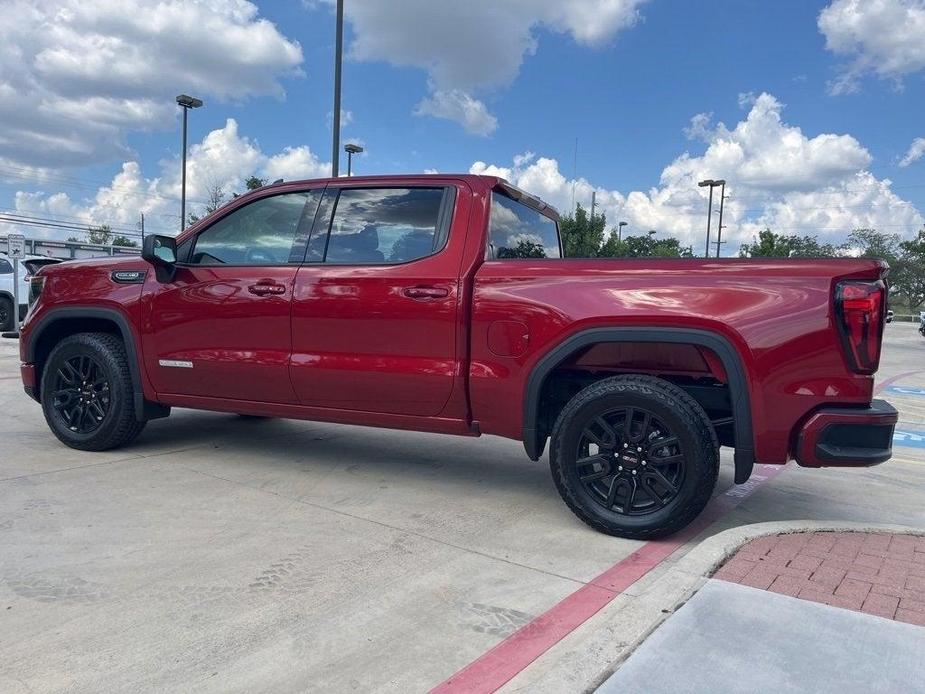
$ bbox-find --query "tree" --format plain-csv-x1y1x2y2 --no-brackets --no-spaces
560,203,607,258
846,228,901,262
244,175,266,191
600,232,694,258
739,229,841,258
187,181,227,226
86,224,112,246
894,229,925,311
497,239,547,259
111,235,139,248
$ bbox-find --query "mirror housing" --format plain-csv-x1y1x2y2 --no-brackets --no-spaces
142,234,178,282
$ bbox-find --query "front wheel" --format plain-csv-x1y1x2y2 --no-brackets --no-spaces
0,295,12,332
549,375,719,539
40,332,146,451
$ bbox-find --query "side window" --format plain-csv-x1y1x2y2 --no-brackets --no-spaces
0,258,12,274
489,194,562,259
189,190,320,265
322,188,449,264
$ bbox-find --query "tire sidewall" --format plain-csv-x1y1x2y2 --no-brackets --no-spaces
41,335,131,447
0,296,12,332
552,382,716,534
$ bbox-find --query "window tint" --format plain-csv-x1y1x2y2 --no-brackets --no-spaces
0,258,11,274
324,188,447,264
190,191,319,265
489,194,561,259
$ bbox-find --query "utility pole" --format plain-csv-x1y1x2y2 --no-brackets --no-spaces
140,213,145,243
715,183,727,257
331,0,344,178
697,179,725,258
589,191,597,221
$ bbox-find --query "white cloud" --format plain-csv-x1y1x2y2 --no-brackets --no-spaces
899,137,925,167
0,0,303,170
471,93,922,253
414,90,498,136
819,0,925,94
2,119,330,240
313,0,646,133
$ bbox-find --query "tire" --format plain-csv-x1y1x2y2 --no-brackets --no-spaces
0,295,12,332
549,375,719,539
40,332,146,451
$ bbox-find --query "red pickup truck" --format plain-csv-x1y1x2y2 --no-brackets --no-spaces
18,174,897,538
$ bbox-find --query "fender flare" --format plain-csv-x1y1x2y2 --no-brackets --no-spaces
522,326,756,483
25,306,167,421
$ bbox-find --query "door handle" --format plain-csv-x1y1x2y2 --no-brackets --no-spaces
248,282,287,296
402,286,449,300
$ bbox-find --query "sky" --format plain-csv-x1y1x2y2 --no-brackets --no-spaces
0,0,924,255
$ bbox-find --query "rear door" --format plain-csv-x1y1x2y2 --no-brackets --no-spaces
142,187,322,403
290,182,469,416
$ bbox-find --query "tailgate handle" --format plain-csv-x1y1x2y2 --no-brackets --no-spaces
402,286,449,300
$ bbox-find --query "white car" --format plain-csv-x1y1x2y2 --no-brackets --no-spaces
0,253,61,331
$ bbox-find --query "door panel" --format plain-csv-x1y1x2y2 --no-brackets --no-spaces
141,188,322,403
143,265,298,402
290,183,470,417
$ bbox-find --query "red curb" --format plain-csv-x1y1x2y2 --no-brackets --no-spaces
430,464,786,694
715,530,925,626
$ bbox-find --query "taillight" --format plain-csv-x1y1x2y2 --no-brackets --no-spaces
834,280,885,374
28,275,45,307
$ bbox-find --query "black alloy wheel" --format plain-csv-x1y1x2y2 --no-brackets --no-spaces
51,354,112,433
575,407,685,516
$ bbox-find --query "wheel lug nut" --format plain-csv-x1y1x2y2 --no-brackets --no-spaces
623,443,628,448
637,447,642,452
641,461,647,466
618,465,623,471
632,470,637,475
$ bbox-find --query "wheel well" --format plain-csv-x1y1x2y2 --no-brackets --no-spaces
32,317,122,390
535,362,734,451
523,328,755,483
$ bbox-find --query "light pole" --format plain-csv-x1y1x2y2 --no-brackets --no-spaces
176,94,203,231
618,221,627,241
345,143,364,176
697,178,725,258
331,0,344,177
715,187,727,258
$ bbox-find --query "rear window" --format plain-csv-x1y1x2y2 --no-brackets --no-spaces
489,193,561,259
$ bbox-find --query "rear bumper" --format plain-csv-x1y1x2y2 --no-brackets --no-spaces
795,399,898,468
21,363,37,401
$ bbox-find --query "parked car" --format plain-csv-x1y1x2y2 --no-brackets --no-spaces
885,309,893,323
17,175,898,538
0,253,60,331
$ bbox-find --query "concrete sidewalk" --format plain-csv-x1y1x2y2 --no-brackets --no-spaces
598,530,925,693
598,578,925,694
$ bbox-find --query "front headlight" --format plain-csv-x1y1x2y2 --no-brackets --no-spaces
28,275,45,307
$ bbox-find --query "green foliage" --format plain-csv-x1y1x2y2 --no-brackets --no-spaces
894,229,925,311
244,175,267,191
111,235,138,248
739,229,842,258
600,232,693,258
85,224,112,246
846,228,901,262
497,240,547,259
560,203,607,258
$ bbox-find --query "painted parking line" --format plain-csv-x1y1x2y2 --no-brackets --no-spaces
894,429,925,449
430,464,787,694
884,385,925,397
875,370,925,395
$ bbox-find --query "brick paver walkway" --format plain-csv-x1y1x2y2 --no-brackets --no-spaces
713,532,925,626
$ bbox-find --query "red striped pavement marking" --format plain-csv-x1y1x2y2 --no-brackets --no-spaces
875,369,925,395
430,463,787,694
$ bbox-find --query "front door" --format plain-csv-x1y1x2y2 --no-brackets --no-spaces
142,188,322,403
290,183,468,417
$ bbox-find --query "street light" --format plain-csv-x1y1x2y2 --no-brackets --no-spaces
331,0,344,177
176,94,203,232
345,143,364,176
618,221,628,241
698,178,725,258
715,191,728,258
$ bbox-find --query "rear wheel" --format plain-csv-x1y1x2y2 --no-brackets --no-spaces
0,296,12,332
40,333,146,451
549,375,719,539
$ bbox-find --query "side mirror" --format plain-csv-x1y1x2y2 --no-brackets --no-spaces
142,234,177,282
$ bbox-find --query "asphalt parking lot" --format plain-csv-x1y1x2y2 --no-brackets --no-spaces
1,323,924,693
